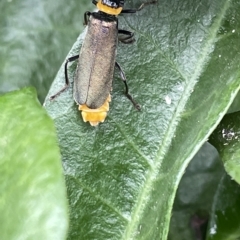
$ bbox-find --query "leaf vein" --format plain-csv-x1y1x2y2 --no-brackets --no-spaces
109,117,154,170
122,1,231,238
69,175,130,223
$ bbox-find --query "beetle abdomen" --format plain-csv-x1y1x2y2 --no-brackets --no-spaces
74,13,117,109
79,94,111,126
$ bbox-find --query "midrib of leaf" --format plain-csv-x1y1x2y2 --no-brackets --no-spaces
122,1,231,239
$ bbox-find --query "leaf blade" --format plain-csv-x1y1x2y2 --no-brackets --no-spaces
0,88,68,240
209,111,240,184
45,0,240,239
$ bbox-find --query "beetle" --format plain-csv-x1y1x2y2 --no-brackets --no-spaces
51,0,156,126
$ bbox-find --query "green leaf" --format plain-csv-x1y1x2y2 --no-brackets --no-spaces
209,111,240,184
0,0,93,102
169,143,224,240
206,173,240,240
0,88,68,240
227,91,240,113
45,0,240,239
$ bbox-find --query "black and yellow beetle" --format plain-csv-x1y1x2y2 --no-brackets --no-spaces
51,0,156,126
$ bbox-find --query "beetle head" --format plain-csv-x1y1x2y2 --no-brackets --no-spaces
101,0,124,9
97,0,124,15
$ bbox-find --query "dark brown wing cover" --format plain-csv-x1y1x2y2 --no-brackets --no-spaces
73,15,117,109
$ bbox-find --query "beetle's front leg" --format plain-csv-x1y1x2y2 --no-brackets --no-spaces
118,29,135,44
121,0,157,14
92,0,98,6
84,11,92,25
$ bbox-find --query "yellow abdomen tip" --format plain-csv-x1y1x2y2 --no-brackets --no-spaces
79,95,111,126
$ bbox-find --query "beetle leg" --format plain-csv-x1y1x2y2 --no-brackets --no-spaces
50,55,79,100
92,0,98,5
84,11,92,25
115,62,141,111
121,0,157,14
118,29,135,44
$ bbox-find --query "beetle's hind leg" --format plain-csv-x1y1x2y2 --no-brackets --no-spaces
115,62,141,111
118,29,135,44
50,55,79,100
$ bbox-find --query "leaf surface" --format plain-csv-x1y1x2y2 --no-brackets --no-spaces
169,143,224,240
0,88,68,240
209,111,240,184
0,0,93,102
45,0,240,239
206,173,240,240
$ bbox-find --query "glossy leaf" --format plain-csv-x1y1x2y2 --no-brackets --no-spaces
227,91,240,113
209,111,240,184
0,0,93,102
0,88,68,240
169,143,224,240
206,173,240,240
45,0,240,239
